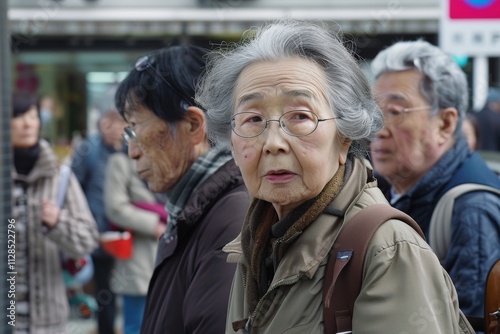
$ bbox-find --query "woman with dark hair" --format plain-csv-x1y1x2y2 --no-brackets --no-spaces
115,45,250,334
10,91,98,334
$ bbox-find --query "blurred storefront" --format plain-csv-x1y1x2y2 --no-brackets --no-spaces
7,0,499,159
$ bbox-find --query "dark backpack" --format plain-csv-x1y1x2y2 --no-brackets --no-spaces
323,203,475,334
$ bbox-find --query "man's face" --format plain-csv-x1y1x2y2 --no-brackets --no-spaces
370,70,445,193
100,114,126,149
124,103,197,193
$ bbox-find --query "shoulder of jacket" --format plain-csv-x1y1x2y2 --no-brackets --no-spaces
344,186,390,222
368,218,430,260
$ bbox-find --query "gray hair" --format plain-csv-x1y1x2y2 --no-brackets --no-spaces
196,19,383,157
371,40,468,133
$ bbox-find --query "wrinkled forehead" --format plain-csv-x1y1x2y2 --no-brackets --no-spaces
233,58,329,110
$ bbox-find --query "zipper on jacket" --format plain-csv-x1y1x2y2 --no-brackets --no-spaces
246,274,301,333
272,231,301,272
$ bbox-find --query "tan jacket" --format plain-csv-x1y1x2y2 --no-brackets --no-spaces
104,152,159,295
224,158,472,334
12,140,98,333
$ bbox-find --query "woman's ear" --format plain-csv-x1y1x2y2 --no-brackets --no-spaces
184,106,207,145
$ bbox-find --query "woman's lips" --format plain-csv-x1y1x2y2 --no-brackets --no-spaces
136,169,150,178
265,170,296,183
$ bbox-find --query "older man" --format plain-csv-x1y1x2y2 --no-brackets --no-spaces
370,40,500,318
115,45,250,334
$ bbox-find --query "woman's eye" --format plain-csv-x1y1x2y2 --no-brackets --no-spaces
246,115,264,123
387,108,402,116
294,113,309,120
288,111,313,121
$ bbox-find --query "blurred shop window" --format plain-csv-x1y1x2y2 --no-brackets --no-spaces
15,63,39,94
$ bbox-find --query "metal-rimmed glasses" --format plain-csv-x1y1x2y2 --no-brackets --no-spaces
122,117,155,145
381,105,433,125
135,54,192,107
230,110,341,138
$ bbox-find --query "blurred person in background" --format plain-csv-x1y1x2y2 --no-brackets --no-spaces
370,40,500,318
196,20,473,333
115,45,250,334
11,91,98,333
38,95,57,143
104,150,167,334
71,109,126,334
476,87,500,152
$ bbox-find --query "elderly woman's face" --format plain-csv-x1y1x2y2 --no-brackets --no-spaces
11,107,40,149
231,58,349,218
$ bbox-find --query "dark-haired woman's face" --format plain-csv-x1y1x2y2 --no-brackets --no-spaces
11,107,40,148
124,102,201,193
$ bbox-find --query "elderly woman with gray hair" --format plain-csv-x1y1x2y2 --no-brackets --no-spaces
197,20,474,333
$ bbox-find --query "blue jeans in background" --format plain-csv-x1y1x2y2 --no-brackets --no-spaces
122,295,146,334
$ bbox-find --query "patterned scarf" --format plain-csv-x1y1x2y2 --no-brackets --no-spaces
163,149,232,242
241,164,346,313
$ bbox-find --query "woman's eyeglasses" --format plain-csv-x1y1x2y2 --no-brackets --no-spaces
135,55,193,106
122,117,155,145
230,110,341,138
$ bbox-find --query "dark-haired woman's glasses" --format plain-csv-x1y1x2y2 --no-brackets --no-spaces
122,117,155,145
134,55,193,105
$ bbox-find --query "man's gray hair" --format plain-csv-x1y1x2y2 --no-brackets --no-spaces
196,19,383,156
371,40,468,133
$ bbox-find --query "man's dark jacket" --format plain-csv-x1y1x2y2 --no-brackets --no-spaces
378,137,500,317
140,160,250,334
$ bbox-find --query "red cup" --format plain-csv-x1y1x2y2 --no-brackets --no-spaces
100,231,133,260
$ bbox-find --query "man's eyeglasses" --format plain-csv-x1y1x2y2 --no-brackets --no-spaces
381,105,432,125
122,117,155,145
135,55,192,107
230,110,341,138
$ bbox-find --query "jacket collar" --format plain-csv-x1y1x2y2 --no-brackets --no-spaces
12,139,57,184
155,158,244,266
224,157,375,282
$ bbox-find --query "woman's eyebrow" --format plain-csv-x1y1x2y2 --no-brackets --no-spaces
281,89,314,99
236,93,263,109
236,89,315,110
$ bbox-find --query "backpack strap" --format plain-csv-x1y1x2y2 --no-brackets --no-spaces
429,183,500,264
323,203,424,334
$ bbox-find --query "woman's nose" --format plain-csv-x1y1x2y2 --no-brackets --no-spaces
127,140,141,160
262,121,289,154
